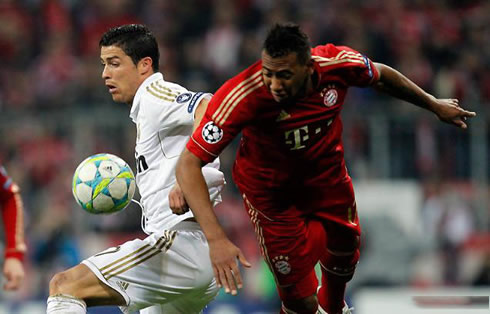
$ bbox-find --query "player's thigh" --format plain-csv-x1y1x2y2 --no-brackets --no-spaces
324,218,360,252
84,228,217,312
141,289,217,314
50,263,124,305
241,193,325,294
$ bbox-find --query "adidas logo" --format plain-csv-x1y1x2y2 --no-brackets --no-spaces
116,281,129,291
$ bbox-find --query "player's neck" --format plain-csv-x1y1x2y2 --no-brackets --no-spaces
296,74,315,101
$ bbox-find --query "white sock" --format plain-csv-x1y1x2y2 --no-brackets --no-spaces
47,294,87,314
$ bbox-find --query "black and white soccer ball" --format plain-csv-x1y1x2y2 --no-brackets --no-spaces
202,121,223,144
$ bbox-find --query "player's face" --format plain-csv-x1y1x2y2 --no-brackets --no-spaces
100,45,142,104
261,50,313,103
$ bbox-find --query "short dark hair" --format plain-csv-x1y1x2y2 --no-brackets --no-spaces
263,23,311,65
100,24,159,72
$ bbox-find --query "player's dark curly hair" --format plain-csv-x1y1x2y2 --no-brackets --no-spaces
100,24,159,72
263,23,311,65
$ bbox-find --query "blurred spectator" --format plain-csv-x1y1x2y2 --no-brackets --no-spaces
0,0,33,65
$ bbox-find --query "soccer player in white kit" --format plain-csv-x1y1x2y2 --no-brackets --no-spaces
46,24,226,314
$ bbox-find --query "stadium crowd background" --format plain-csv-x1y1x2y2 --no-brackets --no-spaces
0,0,488,312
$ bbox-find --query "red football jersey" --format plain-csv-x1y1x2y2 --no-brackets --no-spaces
188,44,378,195
0,165,26,260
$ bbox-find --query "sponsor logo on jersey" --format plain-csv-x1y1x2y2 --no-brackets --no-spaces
272,255,291,275
176,92,192,103
323,88,338,107
188,92,204,113
202,121,223,144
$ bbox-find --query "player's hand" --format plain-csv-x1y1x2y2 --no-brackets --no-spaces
208,237,251,295
432,98,476,129
169,183,189,215
3,257,24,290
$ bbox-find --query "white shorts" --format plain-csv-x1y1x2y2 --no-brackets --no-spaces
82,221,218,313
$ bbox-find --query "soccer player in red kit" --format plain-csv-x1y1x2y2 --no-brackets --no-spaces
0,164,26,290
175,23,476,314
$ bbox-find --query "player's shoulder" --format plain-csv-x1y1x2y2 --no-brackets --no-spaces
142,78,187,105
312,43,367,72
312,43,362,60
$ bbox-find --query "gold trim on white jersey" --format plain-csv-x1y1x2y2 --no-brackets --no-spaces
101,230,177,280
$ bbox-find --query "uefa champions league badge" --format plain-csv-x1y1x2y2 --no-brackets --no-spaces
202,121,224,144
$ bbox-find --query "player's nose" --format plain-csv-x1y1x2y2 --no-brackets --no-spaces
101,66,110,80
270,77,283,91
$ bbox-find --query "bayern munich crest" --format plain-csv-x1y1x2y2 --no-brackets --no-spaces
323,88,338,107
272,255,291,275
202,121,223,144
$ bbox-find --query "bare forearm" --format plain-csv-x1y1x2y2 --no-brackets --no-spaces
176,149,227,241
373,63,437,112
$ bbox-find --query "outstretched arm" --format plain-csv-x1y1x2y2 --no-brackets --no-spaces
176,149,251,295
373,63,476,128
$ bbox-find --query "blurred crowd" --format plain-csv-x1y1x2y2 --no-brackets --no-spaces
0,0,488,310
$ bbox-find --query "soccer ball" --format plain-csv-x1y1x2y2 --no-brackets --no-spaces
72,153,136,214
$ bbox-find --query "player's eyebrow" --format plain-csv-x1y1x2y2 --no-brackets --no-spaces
262,66,293,74
101,56,120,63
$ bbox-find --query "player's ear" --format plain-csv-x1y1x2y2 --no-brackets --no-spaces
138,57,153,75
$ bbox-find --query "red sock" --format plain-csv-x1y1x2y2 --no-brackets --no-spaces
317,270,347,314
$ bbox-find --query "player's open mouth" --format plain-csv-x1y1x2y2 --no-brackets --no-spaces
272,92,287,100
106,85,117,93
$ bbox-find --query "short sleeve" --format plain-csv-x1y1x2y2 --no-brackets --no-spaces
186,81,251,163
152,91,212,131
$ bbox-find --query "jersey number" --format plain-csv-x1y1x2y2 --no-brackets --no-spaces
136,155,149,173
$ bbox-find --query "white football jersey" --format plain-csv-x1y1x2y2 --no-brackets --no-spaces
130,72,224,234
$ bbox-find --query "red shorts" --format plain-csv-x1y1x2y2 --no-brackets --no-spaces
238,178,361,299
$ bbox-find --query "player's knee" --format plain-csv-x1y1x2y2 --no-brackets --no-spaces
49,271,75,296
282,294,318,313
321,237,360,282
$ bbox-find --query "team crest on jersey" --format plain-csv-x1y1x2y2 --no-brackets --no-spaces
272,255,291,275
202,121,223,144
176,93,192,103
323,88,338,107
